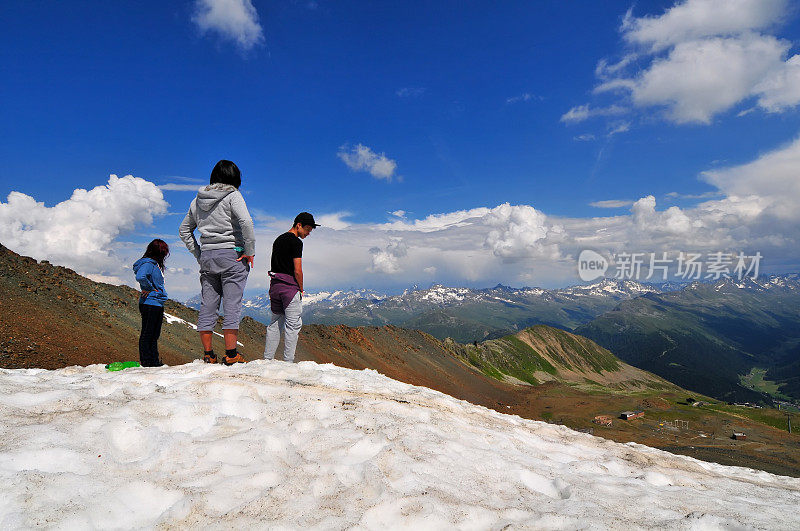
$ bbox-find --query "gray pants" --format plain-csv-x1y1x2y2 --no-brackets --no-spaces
264,292,302,362
197,249,249,331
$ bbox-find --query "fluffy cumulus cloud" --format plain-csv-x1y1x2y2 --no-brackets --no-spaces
368,239,408,274
192,0,264,51
0,175,169,282
484,204,563,260
337,144,398,181
572,0,800,125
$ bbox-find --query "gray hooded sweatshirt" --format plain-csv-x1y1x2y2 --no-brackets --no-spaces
179,184,256,260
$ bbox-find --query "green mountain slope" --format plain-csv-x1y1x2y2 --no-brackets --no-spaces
450,324,674,391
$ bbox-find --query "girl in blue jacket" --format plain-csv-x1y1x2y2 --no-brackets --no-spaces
133,239,170,366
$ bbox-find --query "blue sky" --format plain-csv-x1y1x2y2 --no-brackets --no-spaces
1,0,799,300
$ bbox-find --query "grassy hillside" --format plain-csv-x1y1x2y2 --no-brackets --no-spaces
450,325,673,391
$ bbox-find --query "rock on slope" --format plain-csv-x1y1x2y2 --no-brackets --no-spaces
0,361,797,529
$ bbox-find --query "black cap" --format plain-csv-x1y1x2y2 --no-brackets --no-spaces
294,212,319,227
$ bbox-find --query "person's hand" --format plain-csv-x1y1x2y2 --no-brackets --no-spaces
141,290,151,299
237,254,255,267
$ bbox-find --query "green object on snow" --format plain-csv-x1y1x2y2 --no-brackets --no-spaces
105,361,141,371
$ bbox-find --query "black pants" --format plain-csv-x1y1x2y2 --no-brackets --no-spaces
139,303,164,367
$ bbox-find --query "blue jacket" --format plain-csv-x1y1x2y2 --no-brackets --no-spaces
133,257,168,307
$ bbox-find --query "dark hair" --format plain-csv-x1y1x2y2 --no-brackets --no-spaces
143,239,170,271
209,159,241,188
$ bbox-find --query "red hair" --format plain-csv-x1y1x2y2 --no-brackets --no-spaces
143,239,170,271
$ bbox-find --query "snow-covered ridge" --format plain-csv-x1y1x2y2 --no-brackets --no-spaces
239,289,387,311
206,275,799,322
1,362,798,528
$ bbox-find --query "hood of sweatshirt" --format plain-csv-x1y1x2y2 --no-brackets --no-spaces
132,257,157,274
196,184,237,212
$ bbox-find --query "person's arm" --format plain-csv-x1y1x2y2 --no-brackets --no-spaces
140,262,156,299
293,257,303,294
230,191,255,267
178,202,201,260
152,263,166,296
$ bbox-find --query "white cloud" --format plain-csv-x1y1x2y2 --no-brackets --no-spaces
377,206,491,232
369,238,408,274
337,144,398,181
754,54,800,112
389,210,406,219
595,54,638,79
630,34,788,124
0,175,169,280
187,139,800,296
192,0,264,51
606,121,631,136
700,135,800,221
571,0,800,125
19,139,789,300
590,200,634,208
484,204,563,261
301,137,800,289
573,134,596,142
158,184,204,192
560,104,628,124
622,0,787,52
665,191,721,200
315,212,352,230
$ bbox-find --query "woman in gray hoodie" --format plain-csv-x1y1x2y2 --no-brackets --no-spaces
179,160,255,365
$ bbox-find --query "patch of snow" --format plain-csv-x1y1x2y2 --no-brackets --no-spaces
163,312,243,347
418,286,470,303
0,361,798,528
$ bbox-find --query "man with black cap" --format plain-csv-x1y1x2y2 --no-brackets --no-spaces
264,212,318,362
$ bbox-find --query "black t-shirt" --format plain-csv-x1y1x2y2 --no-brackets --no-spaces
270,232,303,275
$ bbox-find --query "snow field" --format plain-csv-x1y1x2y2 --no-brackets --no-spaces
0,360,798,529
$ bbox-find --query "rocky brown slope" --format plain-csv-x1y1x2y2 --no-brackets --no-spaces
0,243,264,368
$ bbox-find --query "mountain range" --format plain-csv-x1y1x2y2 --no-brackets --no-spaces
212,279,679,342
219,275,800,403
